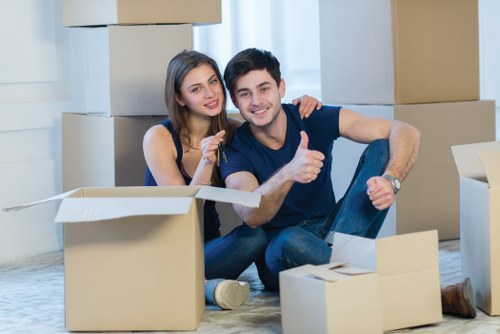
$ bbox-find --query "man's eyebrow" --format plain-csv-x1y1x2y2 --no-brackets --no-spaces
236,81,272,94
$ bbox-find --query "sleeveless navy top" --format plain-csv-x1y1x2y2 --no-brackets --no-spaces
144,119,221,242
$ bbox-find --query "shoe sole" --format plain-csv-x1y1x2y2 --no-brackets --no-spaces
461,277,477,318
214,281,250,310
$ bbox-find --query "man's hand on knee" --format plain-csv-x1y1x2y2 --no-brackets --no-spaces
366,176,395,210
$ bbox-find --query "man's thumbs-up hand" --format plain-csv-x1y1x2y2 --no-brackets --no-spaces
287,131,325,184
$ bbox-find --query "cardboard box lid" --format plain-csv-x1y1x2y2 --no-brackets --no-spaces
305,263,374,282
452,141,500,186
3,186,261,223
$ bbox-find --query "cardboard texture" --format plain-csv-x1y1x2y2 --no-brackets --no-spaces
61,0,221,26
62,113,165,190
331,230,442,331
4,186,260,331
452,141,500,315
280,263,382,334
332,100,496,240
69,24,191,116
319,0,479,104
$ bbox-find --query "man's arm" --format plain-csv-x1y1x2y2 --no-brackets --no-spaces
224,131,325,228
339,108,421,210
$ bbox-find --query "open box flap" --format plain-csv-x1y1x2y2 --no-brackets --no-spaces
195,186,261,208
306,263,373,282
2,188,83,212
330,233,376,271
451,141,500,179
479,151,500,187
54,197,192,223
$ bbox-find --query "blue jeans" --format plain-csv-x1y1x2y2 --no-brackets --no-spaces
257,139,390,290
204,223,267,280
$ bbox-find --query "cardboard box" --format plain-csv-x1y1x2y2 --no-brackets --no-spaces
62,113,165,190
69,24,191,116
319,0,479,104
280,263,382,334
452,141,500,315
332,100,496,240
331,230,442,331
62,0,221,26
4,186,260,331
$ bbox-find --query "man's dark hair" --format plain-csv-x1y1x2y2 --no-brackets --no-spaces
223,48,281,100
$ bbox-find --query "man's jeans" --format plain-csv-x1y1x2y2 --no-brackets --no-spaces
204,139,390,290
258,139,390,290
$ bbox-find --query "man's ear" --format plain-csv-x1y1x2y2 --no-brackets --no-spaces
279,79,286,98
230,94,239,109
175,95,186,107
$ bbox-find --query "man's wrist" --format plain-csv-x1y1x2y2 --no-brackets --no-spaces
382,174,401,194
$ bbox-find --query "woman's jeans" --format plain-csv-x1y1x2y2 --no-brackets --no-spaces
205,139,390,290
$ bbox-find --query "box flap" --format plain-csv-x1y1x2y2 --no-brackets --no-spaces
451,141,500,179
330,233,377,271
479,151,500,187
306,263,373,282
195,186,261,208
54,197,192,223
2,188,83,212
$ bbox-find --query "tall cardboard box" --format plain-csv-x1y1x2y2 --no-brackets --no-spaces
69,24,192,116
332,100,496,240
331,230,442,331
4,186,260,331
452,141,500,315
62,113,165,190
319,0,479,104
280,263,382,334
62,0,221,26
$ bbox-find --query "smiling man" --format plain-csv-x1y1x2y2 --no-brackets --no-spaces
220,48,420,290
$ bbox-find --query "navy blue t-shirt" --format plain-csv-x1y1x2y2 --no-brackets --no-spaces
220,104,341,230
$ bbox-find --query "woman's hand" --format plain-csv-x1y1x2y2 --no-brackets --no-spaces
200,130,226,165
292,95,323,119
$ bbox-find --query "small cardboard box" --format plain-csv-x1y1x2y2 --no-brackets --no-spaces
331,230,442,331
61,0,221,26
69,24,191,116
62,113,165,190
4,186,260,331
280,263,382,334
452,141,500,315
332,100,496,240
320,0,479,104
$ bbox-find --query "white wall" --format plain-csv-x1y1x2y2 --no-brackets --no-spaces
479,0,500,136
0,0,73,263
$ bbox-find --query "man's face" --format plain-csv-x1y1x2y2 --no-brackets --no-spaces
232,69,285,128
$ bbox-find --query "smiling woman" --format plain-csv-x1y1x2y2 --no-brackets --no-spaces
193,0,322,107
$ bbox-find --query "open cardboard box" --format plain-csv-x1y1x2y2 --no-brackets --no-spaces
280,263,382,334
4,186,260,331
331,230,442,331
452,141,500,315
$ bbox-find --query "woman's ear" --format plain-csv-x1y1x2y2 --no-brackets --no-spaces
175,95,186,107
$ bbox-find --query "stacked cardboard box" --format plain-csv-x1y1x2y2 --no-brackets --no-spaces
319,0,496,240
59,0,222,330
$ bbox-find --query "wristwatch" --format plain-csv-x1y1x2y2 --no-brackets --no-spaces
382,174,401,194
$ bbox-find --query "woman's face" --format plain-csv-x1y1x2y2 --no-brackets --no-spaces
176,64,225,118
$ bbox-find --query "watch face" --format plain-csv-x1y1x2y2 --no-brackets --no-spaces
394,179,401,190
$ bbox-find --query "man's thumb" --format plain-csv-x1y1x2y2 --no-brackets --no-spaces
299,131,309,149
